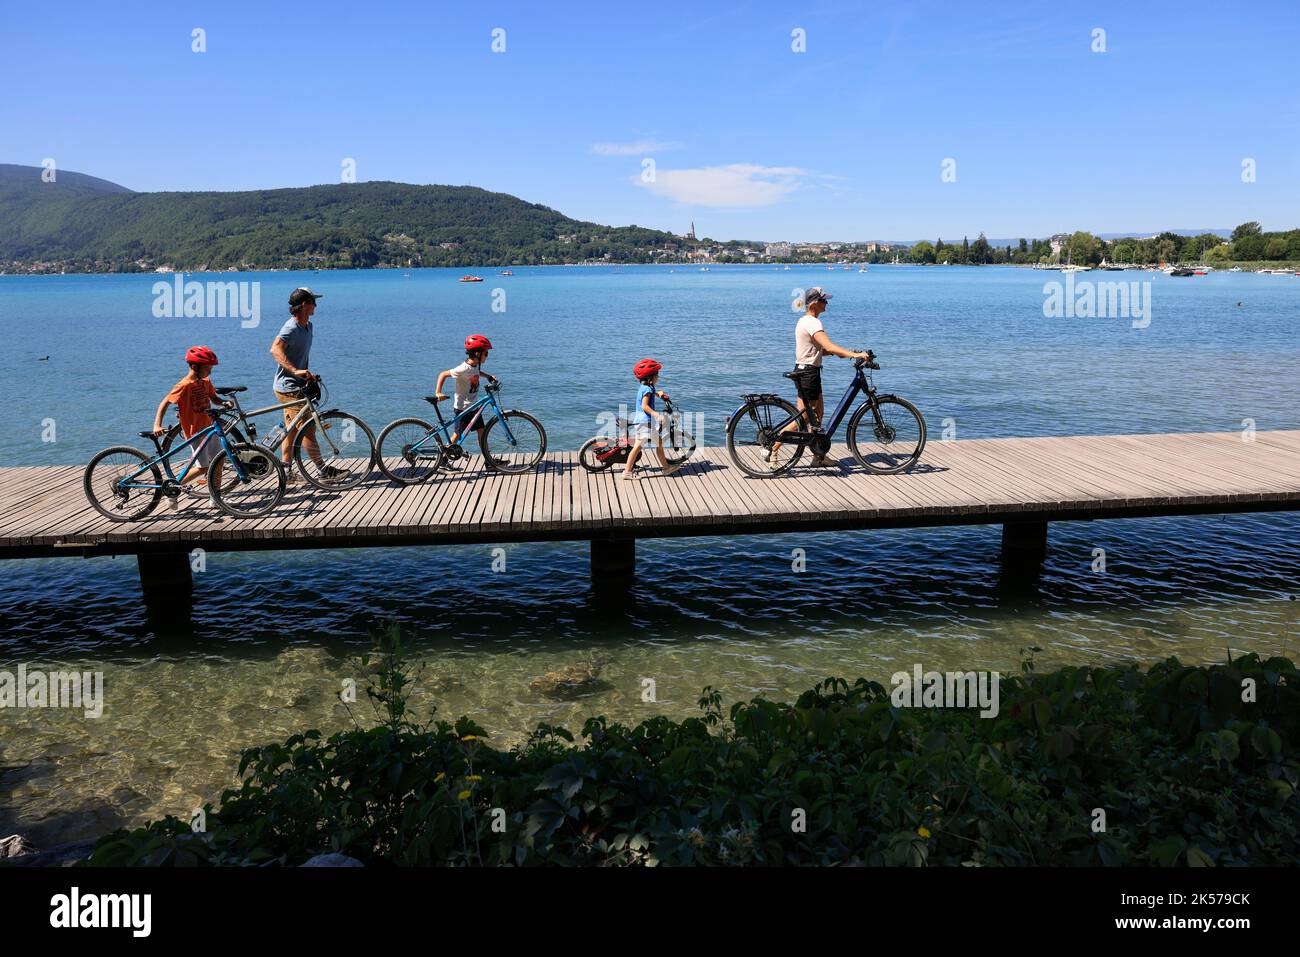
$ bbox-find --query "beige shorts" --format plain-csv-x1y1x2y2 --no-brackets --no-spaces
274,391,313,434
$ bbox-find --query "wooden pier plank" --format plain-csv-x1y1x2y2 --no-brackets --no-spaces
3,430,1297,558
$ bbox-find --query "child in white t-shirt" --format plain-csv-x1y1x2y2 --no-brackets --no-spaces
435,334,498,443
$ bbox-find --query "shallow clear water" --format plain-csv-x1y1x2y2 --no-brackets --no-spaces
1,265,1297,845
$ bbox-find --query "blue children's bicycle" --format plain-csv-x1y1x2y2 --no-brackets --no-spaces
375,378,547,484
83,405,287,520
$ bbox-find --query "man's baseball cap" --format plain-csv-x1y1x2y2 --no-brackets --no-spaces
804,287,833,304
289,287,323,307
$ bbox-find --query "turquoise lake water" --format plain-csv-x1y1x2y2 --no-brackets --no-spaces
1,263,1297,844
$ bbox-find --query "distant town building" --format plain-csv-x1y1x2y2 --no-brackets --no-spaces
765,242,793,258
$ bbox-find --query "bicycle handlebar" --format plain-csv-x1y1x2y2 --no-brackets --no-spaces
853,350,880,371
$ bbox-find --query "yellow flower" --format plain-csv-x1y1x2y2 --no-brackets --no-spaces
917,826,932,839
434,772,446,783
466,775,482,782
461,735,479,742
458,790,472,801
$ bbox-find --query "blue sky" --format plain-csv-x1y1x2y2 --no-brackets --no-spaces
3,0,1298,242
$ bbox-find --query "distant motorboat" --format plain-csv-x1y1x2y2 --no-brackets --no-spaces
499,270,513,276
1169,267,1195,277
1229,266,1242,272
459,275,484,282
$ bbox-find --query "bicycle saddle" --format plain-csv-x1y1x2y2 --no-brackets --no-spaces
216,386,247,395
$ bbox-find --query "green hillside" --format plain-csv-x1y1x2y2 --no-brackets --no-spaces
0,165,697,271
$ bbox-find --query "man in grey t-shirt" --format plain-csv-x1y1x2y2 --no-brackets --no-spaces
269,287,336,480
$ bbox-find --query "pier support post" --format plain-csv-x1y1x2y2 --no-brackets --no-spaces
999,520,1048,583
591,538,635,593
137,551,193,613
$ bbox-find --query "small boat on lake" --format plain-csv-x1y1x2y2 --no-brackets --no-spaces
499,270,513,276
459,275,484,282
1169,267,1195,277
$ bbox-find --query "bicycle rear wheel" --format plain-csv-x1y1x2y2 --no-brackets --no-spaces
376,418,444,484
578,436,617,472
293,410,376,491
83,446,163,521
847,396,927,474
480,410,546,473
725,397,805,478
209,444,285,517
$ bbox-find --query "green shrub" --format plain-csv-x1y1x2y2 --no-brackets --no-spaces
86,632,1299,867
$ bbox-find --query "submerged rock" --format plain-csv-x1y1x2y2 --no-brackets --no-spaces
0,834,37,858
528,661,609,700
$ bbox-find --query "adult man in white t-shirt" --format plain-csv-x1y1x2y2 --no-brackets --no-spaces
783,287,872,467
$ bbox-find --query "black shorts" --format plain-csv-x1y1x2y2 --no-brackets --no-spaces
454,408,485,433
792,365,822,402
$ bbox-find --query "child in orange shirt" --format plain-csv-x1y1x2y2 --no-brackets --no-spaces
151,345,229,488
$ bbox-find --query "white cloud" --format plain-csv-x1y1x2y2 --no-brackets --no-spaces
590,139,683,156
634,164,810,208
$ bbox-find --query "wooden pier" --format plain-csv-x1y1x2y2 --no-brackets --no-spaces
1,430,1298,603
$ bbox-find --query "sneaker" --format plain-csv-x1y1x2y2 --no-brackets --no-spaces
620,470,640,481
766,449,781,467
284,469,301,485
320,464,351,482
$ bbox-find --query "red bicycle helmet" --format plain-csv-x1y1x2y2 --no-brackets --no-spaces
185,345,219,366
633,358,662,380
464,334,492,352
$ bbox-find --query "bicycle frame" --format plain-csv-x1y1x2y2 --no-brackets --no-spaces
612,398,686,446
410,387,517,457
122,423,247,489
742,363,876,443
224,390,344,456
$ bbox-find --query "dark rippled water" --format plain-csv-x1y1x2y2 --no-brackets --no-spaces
1,265,1297,844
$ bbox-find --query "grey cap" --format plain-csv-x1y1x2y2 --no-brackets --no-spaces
804,286,833,305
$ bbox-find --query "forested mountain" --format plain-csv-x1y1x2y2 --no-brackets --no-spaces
0,165,697,271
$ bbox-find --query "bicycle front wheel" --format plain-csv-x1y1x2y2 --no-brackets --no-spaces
725,397,805,478
480,410,547,473
84,446,162,521
376,418,443,485
664,425,696,466
847,396,927,474
209,444,285,517
293,410,376,490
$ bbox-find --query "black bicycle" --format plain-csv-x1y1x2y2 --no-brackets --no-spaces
725,351,926,477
